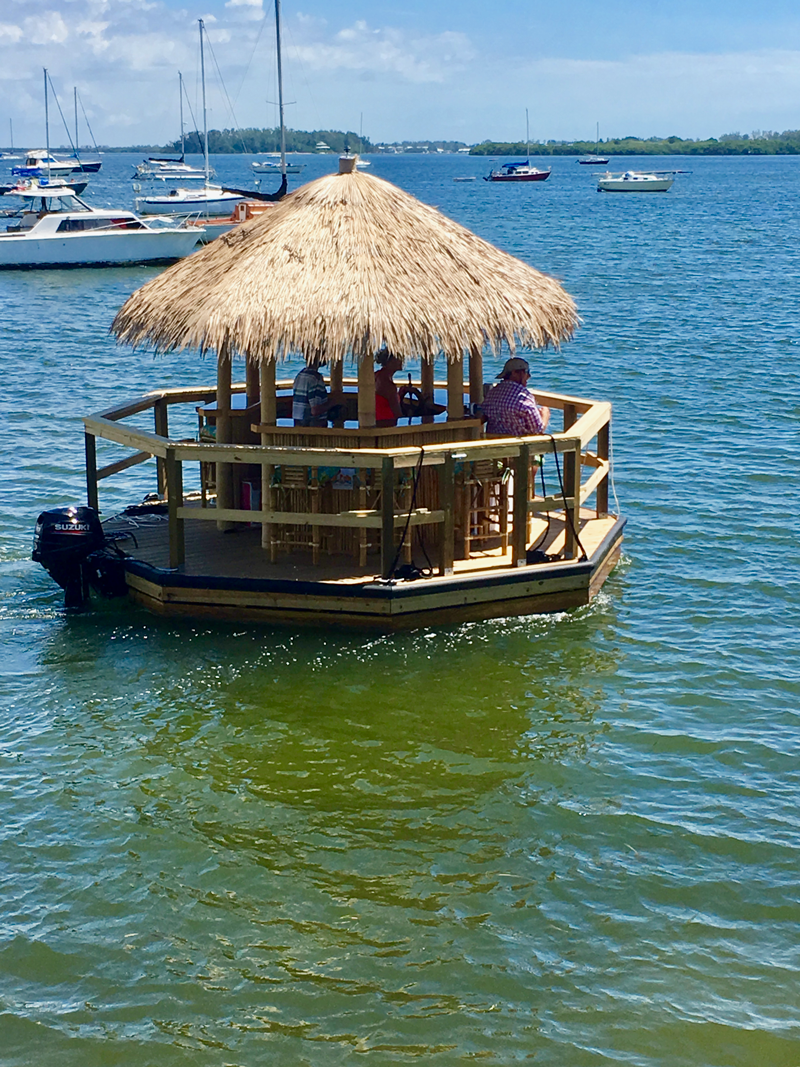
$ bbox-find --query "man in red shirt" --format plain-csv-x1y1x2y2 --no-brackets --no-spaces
481,357,550,436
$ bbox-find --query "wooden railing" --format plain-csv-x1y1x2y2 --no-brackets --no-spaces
83,379,612,578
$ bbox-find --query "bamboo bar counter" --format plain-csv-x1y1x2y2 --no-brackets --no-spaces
82,373,624,629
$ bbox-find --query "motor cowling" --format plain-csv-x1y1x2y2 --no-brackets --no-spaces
32,505,106,609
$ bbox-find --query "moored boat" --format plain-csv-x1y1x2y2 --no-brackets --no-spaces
12,150,78,178
0,181,202,268
484,110,551,182
597,170,675,192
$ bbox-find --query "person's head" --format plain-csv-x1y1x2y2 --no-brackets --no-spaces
376,349,403,374
497,356,530,384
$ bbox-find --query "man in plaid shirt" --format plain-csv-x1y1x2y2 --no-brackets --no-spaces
481,357,550,436
292,359,330,426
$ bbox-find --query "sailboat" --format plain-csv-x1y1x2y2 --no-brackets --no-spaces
134,22,247,216
484,109,551,182
134,73,208,182
578,123,610,165
12,71,86,183
1,120,22,161
69,89,102,172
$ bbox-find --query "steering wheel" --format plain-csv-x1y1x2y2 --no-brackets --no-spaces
399,384,424,419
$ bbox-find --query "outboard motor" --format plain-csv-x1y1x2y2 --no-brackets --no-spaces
32,505,107,609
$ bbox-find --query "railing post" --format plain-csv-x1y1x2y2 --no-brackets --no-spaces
154,397,168,496
597,421,609,516
85,431,98,511
439,452,455,575
260,360,276,554
512,443,530,566
420,360,435,424
563,402,577,433
166,447,185,570
564,443,582,559
381,456,395,578
216,346,234,531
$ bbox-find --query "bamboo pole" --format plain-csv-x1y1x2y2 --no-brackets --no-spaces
358,356,376,428
468,348,484,411
329,360,344,427
447,355,464,420
420,358,435,424
246,356,260,408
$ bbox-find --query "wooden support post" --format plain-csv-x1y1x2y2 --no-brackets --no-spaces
597,422,609,516
512,444,530,566
246,356,260,408
216,348,234,531
260,360,276,552
154,397,168,496
166,448,185,569
468,348,484,411
380,456,395,578
420,359,435,424
564,444,581,559
329,360,344,426
563,402,577,433
447,356,464,420
439,452,455,575
85,431,98,512
358,356,376,428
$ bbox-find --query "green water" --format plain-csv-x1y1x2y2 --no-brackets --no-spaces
1,154,798,1064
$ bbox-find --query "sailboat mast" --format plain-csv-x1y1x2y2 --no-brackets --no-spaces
275,0,286,176
179,72,185,160
43,68,51,179
9,118,13,154
199,19,210,183
525,107,530,164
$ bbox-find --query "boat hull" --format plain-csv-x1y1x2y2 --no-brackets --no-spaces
0,230,201,269
486,171,550,182
597,177,674,192
134,193,244,216
118,517,625,630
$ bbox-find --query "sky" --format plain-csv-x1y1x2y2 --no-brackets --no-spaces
1,0,799,148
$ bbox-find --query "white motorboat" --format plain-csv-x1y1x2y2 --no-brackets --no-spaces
597,170,675,192
12,150,78,178
0,180,202,268
252,160,305,174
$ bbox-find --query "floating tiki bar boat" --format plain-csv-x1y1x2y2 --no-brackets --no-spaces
33,156,625,629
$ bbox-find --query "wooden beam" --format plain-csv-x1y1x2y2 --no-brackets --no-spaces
83,417,168,457
97,450,153,481
447,356,464,420
358,356,376,428
216,347,234,532
597,423,610,515
380,456,396,577
154,397,168,495
439,452,455,575
177,506,444,528
85,432,98,511
246,356,260,408
260,359,276,551
166,449,185,569
512,444,530,566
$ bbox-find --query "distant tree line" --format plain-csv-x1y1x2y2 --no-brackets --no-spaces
167,128,373,155
98,128,800,156
470,131,800,156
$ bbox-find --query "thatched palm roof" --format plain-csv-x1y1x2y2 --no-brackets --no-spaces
112,161,578,364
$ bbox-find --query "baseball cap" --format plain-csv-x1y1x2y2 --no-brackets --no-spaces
496,357,530,378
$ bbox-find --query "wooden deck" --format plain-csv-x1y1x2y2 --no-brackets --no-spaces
104,504,624,629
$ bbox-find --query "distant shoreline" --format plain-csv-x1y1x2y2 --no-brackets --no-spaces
9,130,800,158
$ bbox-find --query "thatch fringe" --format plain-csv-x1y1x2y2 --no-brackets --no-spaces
112,168,578,363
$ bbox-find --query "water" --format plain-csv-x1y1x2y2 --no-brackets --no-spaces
1,152,799,1064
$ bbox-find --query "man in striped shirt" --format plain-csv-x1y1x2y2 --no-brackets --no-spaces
481,357,550,437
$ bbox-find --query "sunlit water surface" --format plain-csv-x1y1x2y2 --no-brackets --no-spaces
1,153,798,1065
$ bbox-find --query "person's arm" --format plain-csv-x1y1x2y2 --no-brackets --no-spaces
522,393,549,434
